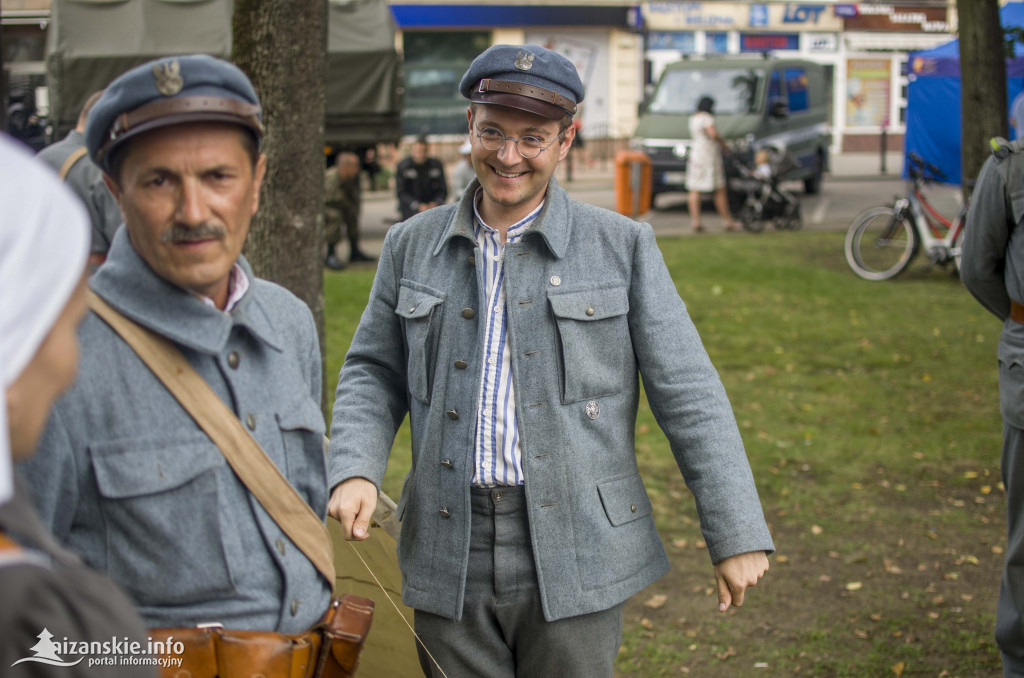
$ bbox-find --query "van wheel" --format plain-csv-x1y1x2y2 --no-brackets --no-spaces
804,154,823,194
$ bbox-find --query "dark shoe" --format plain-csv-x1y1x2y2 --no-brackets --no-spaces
349,249,376,263
325,254,346,270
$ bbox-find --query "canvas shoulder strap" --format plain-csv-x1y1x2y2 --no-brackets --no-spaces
87,291,336,588
58,147,89,181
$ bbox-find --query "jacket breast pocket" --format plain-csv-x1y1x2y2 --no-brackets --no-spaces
276,398,328,512
549,286,630,404
395,281,446,404
89,436,236,606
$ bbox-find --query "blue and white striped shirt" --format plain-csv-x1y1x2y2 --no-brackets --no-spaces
470,194,543,487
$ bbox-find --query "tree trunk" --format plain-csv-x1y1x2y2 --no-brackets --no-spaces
232,1,329,409
957,0,1005,195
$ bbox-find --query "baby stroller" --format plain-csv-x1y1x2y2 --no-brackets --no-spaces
730,147,803,233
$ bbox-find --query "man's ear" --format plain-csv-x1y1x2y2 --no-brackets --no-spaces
250,153,268,216
557,124,576,162
102,173,123,207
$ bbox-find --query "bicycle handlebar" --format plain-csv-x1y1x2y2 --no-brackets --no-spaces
907,151,947,182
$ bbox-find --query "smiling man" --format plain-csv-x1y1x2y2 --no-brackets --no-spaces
328,44,774,677
18,55,334,649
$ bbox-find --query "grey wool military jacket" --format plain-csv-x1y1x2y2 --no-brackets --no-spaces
35,130,121,256
962,144,1024,429
19,229,332,633
328,178,774,622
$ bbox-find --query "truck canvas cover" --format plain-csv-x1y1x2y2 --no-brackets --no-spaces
47,0,402,146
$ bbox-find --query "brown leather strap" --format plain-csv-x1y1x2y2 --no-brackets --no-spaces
1012,300,1024,325
87,290,336,588
477,78,577,115
99,95,262,162
58,147,88,180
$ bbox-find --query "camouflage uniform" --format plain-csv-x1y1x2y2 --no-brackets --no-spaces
324,167,362,254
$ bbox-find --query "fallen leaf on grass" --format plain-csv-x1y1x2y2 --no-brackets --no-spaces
640,618,654,630
672,538,688,548
811,525,824,535
644,594,668,610
883,559,902,574
775,554,789,564
891,661,905,676
715,647,737,660
846,581,863,591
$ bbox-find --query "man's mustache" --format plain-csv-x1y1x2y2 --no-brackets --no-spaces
161,223,227,244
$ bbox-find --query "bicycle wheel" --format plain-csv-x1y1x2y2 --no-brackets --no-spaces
952,222,966,275
844,206,919,280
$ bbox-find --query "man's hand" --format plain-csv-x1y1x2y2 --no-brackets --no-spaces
328,478,378,541
714,551,769,612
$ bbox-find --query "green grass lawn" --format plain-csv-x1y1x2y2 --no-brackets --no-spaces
325,230,1005,676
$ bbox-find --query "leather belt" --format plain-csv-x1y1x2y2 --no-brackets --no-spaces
149,594,374,678
1011,300,1024,325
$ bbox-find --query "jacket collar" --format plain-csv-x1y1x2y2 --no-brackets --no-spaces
433,177,571,259
90,228,283,355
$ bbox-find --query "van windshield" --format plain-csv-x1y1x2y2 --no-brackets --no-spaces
649,68,764,115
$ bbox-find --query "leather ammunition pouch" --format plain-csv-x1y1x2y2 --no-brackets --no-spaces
150,594,374,678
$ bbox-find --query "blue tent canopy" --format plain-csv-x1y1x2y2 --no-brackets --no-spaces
904,2,1024,184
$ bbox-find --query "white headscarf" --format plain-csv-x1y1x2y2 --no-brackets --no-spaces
0,134,90,505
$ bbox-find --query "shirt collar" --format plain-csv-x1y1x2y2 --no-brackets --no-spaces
197,264,250,313
434,177,572,259
471,188,542,241
90,228,283,355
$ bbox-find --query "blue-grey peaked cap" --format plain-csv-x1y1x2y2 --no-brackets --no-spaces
86,54,263,172
459,44,585,120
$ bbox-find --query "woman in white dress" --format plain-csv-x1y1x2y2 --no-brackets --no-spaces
686,96,739,233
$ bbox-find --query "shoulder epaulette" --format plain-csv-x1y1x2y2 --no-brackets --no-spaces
989,136,1024,160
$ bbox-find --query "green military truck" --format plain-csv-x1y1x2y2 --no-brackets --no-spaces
45,0,402,152
631,57,831,207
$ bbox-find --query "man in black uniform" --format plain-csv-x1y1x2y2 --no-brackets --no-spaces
395,135,447,221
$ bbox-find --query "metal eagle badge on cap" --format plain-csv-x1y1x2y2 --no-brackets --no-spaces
153,60,183,96
514,50,535,71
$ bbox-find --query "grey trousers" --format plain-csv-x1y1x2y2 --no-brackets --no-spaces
1001,424,1024,677
414,486,624,678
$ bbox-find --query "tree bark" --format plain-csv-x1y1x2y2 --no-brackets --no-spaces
957,0,1005,194
232,0,329,408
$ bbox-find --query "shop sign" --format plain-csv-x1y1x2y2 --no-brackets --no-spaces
808,33,837,52
642,2,745,30
740,33,800,52
843,5,950,33
648,31,698,52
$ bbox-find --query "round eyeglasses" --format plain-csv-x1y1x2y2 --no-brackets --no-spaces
474,127,563,160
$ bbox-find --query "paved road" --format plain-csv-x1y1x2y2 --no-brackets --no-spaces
344,161,967,260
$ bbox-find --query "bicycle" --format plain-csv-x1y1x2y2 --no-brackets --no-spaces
844,152,970,281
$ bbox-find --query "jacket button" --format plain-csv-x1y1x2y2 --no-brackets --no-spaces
246,414,257,430
439,507,451,519
586,306,595,317
440,459,454,468
461,308,475,319
631,504,637,513
227,351,241,369
276,538,286,555
454,360,467,369
446,409,459,420
468,256,475,265
291,599,299,616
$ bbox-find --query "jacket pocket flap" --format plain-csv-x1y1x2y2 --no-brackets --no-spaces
549,286,629,322
276,397,326,433
395,283,445,320
90,436,224,499
597,473,652,527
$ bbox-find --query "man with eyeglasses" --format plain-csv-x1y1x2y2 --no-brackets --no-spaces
328,44,773,677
